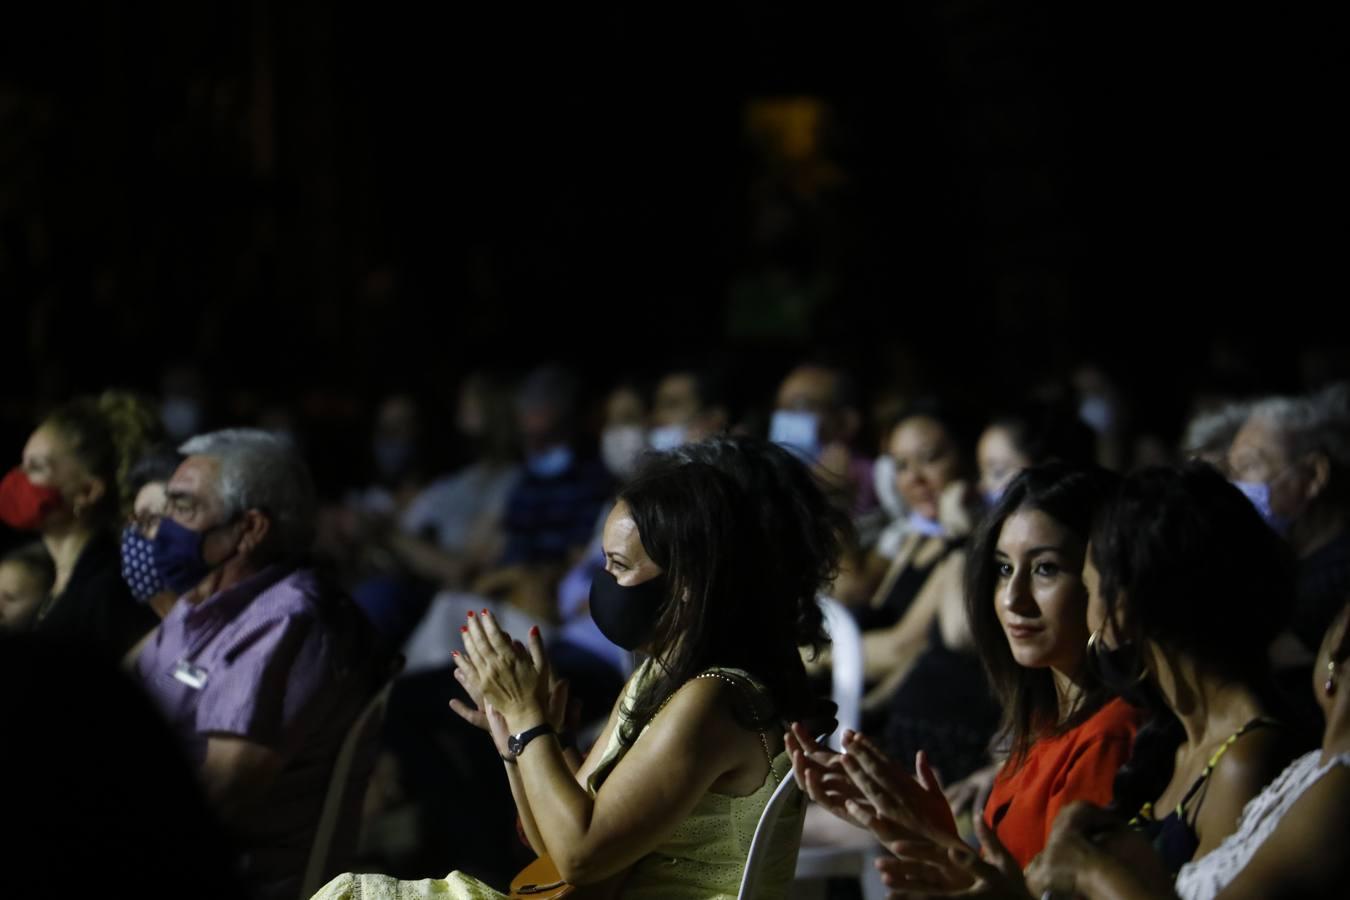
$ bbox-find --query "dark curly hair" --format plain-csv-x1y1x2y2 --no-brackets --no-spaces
615,435,850,746
965,462,1121,767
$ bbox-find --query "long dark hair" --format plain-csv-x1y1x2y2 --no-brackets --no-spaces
966,462,1121,767
1092,462,1295,814
615,436,849,746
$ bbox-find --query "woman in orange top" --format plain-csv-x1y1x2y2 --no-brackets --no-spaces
789,462,1141,871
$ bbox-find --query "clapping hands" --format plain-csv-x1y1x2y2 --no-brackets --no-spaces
449,610,576,756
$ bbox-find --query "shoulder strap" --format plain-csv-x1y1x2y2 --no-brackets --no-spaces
1178,717,1281,818
692,669,778,772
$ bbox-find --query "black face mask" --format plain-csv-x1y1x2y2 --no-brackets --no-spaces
589,568,667,651
1087,631,1148,701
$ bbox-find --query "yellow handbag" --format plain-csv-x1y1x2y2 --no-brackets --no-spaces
508,856,574,899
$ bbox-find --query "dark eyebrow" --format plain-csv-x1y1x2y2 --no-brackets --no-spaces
996,546,1066,558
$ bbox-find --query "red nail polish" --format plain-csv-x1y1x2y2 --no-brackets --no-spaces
481,608,489,616
451,650,459,657
467,611,475,618
530,625,540,636
461,625,468,633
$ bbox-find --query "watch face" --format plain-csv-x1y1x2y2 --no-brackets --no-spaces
509,724,550,757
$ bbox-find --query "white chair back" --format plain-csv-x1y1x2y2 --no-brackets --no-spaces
818,596,863,751
735,773,804,900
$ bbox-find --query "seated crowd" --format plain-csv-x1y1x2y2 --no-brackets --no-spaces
1,361,1347,900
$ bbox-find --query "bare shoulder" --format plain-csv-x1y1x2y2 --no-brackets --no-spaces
1195,726,1296,854
1209,726,1295,796
659,673,757,731
651,673,778,753
1212,764,1350,900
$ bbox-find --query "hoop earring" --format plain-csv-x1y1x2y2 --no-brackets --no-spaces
1086,629,1102,654
1326,660,1339,697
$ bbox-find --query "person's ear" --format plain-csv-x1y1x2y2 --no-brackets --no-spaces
71,477,106,519
236,509,272,555
1104,593,1132,645
1303,452,1331,503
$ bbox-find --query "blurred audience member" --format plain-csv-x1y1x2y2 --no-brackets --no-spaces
119,444,186,618
598,379,648,482
772,360,878,524
1072,363,1129,471
385,373,521,591
0,541,55,633
977,400,1097,506
2,632,244,900
649,366,731,450
1229,383,1350,660
2,391,160,658
1181,399,1253,467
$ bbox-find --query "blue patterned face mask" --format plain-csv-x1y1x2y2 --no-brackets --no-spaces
121,525,168,603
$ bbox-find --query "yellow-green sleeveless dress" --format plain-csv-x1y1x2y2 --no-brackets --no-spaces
310,662,803,900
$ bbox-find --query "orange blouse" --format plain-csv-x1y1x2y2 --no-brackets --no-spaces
982,697,1141,868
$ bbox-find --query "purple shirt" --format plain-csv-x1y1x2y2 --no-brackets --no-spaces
136,565,372,899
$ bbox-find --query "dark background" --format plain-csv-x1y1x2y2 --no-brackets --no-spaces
3,1,1346,491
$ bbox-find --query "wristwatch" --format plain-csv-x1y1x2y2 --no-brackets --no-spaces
507,723,555,759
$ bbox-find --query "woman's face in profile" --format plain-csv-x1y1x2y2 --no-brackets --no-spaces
19,424,88,526
601,500,664,587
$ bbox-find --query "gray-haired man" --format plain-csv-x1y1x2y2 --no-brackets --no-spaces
134,429,380,899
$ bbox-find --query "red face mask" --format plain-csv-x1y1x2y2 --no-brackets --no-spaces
0,466,65,531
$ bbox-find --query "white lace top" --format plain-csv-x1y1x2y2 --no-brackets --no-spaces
1174,749,1350,900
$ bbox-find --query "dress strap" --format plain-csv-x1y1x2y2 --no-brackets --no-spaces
1175,717,1281,819
655,668,779,774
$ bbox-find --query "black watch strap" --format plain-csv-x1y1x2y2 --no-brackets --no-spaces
508,723,555,758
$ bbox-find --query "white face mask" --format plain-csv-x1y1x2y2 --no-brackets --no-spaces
872,454,905,519
770,410,821,460
601,426,646,480
1078,395,1116,435
647,424,689,452
906,511,946,538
